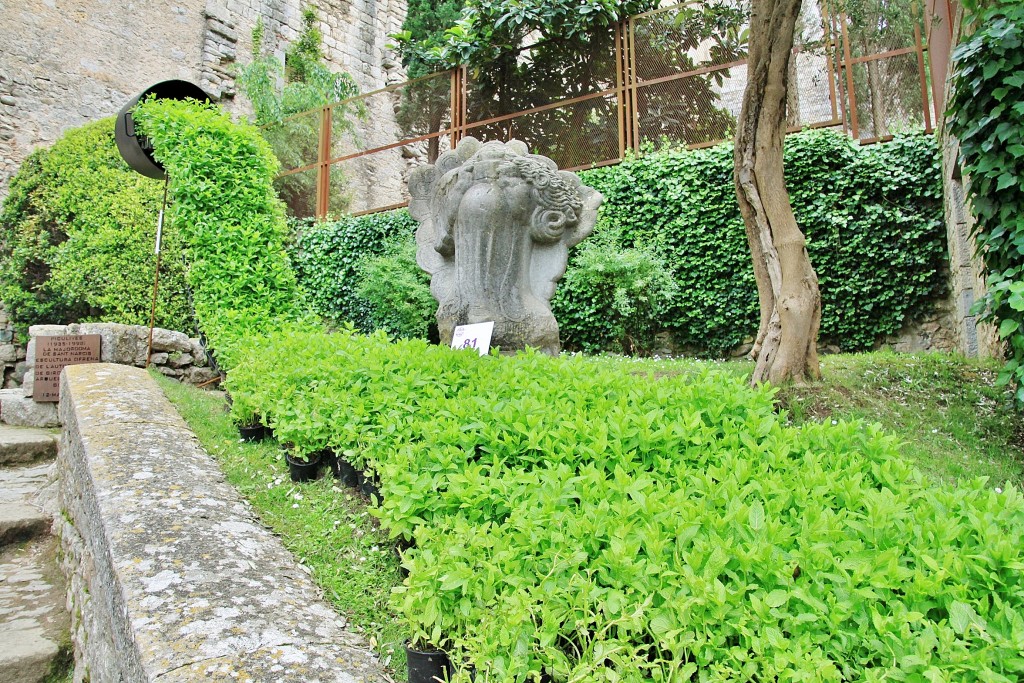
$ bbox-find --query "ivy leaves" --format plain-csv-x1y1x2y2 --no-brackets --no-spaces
579,129,947,354
288,211,418,330
947,2,1024,403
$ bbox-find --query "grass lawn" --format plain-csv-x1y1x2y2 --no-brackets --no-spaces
154,349,1024,680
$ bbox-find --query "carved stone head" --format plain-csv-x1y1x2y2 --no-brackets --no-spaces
409,137,602,354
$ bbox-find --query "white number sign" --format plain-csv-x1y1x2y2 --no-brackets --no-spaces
451,321,494,356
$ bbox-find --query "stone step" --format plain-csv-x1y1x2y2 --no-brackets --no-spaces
0,462,53,548
0,537,72,683
0,390,59,429
0,425,58,466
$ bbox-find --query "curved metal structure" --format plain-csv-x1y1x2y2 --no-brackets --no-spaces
114,80,210,179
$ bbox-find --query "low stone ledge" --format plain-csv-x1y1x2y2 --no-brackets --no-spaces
55,363,389,683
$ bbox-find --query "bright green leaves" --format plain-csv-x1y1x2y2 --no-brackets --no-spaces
577,129,947,354
948,2,1024,406
226,331,1024,681
132,98,310,372
0,118,193,333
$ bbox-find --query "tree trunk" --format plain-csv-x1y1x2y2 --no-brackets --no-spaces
786,16,805,128
734,0,822,386
864,45,889,138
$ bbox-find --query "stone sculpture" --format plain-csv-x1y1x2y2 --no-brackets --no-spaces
409,137,602,354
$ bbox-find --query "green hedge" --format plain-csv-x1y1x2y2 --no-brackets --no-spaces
227,330,1024,681
132,98,310,375
576,129,947,354
288,211,418,329
295,130,946,356
0,118,193,333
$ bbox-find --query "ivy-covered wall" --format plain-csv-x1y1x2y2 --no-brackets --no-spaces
300,129,952,357
946,0,1024,397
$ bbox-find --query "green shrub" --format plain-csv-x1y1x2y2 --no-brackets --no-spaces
579,129,948,354
551,229,678,355
288,210,418,328
0,118,193,333
132,98,310,372
282,129,944,355
947,1,1024,403
354,237,435,339
226,330,1024,681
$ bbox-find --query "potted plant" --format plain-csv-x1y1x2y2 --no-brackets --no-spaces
236,413,267,441
330,448,360,487
283,443,322,482
405,639,452,683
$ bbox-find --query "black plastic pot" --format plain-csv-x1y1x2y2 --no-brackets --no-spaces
286,451,322,482
238,424,266,442
115,80,211,179
332,455,359,487
405,644,451,683
357,470,382,505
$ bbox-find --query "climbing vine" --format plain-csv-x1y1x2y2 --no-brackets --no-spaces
947,0,1024,402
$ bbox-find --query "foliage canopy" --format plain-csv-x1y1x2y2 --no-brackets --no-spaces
0,118,192,333
132,97,309,374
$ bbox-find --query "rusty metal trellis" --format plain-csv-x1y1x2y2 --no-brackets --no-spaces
267,0,935,221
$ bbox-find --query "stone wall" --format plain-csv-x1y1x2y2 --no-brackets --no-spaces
0,0,207,201
0,0,408,202
54,363,389,682
20,323,220,397
0,303,27,389
935,3,1001,359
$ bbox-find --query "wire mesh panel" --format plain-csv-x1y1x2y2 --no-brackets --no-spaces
843,2,921,57
263,110,322,174
631,0,749,83
631,0,748,149
328,135,455,216
635,68,744,148
848,53,927,140
632,0,840,149
330,72,454,161
463,93,622,170
391,72,456,162
463,27,618,125
835,1,931,140
788,0,842,128
264,1,935,219
788,46,842,127
274,167,319,219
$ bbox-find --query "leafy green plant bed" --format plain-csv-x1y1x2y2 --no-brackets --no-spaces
210,331,1024,682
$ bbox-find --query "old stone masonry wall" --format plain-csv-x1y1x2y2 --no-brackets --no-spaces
0,0,407,201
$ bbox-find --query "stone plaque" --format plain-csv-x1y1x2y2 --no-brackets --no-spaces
33,334,102,402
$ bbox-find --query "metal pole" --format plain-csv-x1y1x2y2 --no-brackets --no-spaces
146,176,169,368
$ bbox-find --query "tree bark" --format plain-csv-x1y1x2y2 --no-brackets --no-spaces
734,0,822,386
864,45,889,138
